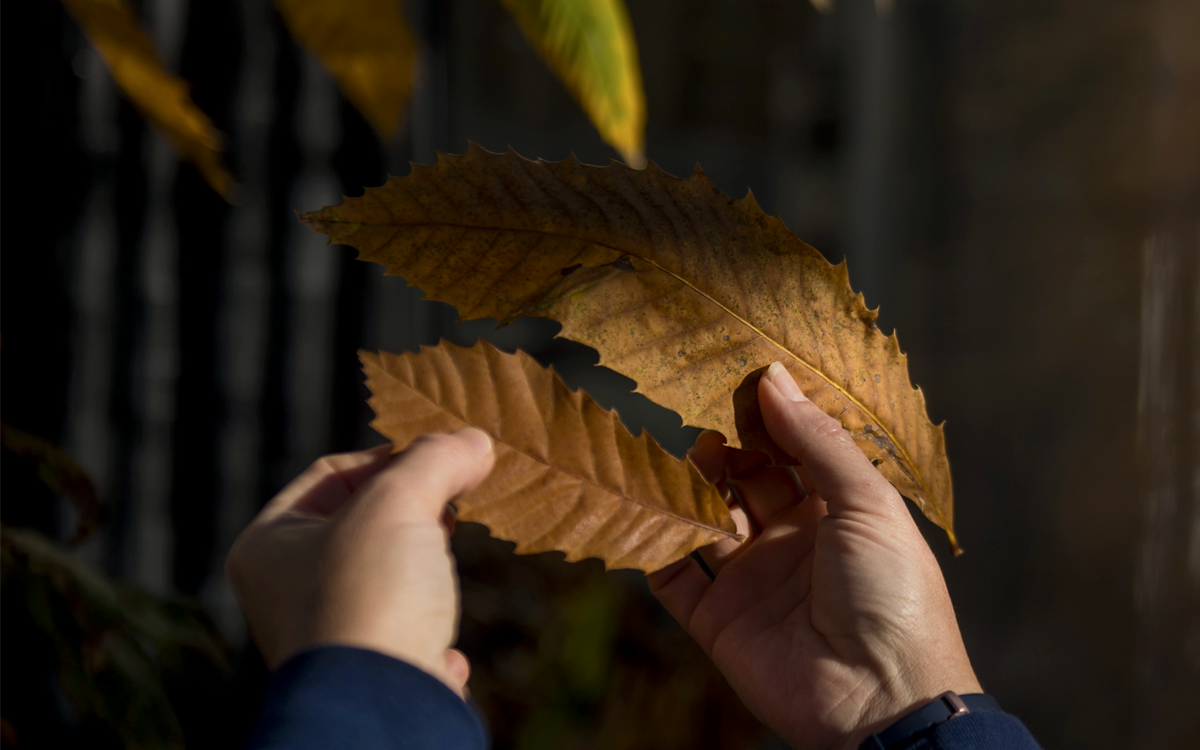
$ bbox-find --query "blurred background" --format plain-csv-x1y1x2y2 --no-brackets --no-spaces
3,0,1198,748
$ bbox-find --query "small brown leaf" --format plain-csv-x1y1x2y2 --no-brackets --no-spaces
304,146,959,551
363,342,737,572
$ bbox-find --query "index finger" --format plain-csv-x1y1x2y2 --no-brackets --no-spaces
758,362,905,520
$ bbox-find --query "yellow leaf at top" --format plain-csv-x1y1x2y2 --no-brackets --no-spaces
500,0,646,167
61,0,233,197
276,0,417,139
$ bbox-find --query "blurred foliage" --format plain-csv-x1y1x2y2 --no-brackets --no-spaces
0,423,101,545
1,527,231,749
1,430,232,749
454,522,778,750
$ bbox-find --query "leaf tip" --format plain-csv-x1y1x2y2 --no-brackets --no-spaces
216,175,243,205
948,531,963,556
294,208,335,240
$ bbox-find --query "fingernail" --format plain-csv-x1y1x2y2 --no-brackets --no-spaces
766,361,806,402
455,427,493,456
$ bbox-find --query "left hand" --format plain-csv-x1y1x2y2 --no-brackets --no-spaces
648,363,979,749
226,429,495,697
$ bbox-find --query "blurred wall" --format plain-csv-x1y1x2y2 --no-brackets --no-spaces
3,0,1197,748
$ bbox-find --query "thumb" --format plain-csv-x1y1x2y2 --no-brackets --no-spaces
349,428,496,526
759,362,901,520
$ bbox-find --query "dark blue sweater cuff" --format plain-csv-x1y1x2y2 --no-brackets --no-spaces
897,710,1041,750
246,646,487,750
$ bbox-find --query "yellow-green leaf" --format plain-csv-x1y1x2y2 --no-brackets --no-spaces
61,0,234,197
499,0,646,167
364,342,737,572
276,0,418,139
303,145,959,551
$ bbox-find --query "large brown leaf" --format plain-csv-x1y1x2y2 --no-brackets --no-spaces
363,342,737,572
307,146,957,551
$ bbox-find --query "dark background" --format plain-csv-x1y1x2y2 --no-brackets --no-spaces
3,0,1198,748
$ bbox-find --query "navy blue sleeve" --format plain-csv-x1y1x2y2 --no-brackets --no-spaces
898,710,1041,750
245,646,487,750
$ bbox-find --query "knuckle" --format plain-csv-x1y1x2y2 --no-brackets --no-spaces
308,446,375,477
822,476,873,504
310,454,339,476
807,409,849,441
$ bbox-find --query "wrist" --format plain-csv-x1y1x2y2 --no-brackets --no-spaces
855,691,1001,750
845,672,983,750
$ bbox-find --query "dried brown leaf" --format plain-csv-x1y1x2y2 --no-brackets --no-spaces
306,146,957,551
363,342,737,572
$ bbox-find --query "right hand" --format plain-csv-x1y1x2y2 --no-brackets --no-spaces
226,429,495,696
648,362,980,750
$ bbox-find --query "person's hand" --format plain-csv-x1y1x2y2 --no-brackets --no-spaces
648,362,980,750
226,428,495,697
